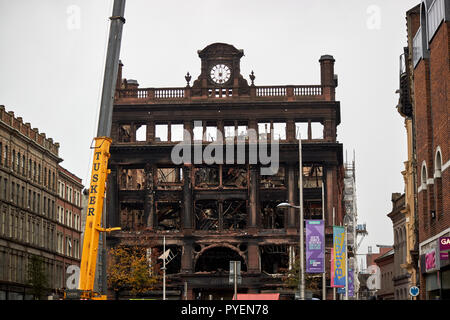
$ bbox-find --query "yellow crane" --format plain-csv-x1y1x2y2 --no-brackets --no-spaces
64,0,126,300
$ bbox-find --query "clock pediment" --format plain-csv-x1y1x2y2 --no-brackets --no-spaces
192,43,249,95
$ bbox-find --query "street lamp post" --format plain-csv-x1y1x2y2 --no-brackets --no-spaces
298,135,305,301
277,133,305,300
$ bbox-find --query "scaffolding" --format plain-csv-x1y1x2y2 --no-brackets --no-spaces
343,151,367,299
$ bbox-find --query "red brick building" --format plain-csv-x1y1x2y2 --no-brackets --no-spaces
404,0,450,300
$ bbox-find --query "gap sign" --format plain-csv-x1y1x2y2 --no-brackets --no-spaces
440,237,450,261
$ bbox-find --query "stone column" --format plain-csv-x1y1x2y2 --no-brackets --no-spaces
181,240,193,273
183,165,194,231
287,164,296,230
144,163,155,229
106,167,119,228
247,241,260,273
325,166,335,228
248,166,259,231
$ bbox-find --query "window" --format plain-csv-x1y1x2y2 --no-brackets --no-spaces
193,122,203,141
258,122,271,140
205,124,217,142
311,122,324,139
12,150,15,171
224,123,235,142
155,124,168,142
273,122,286,140
171,124,184,142
0,142,2,165
4,145,8,167
135,124,147,142
237,123,248,141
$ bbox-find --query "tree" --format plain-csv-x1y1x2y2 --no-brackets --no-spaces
107,244,160,299
282,257,321,294
27,255,48,300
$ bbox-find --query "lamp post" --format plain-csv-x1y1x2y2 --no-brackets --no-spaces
277,134,304,300
278,202,303,300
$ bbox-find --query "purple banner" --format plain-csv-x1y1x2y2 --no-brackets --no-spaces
440,237,450,261
348,269,354,297
306,220,324,273
337,269,354,297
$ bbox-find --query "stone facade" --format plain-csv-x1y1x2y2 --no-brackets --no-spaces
0,106,83,299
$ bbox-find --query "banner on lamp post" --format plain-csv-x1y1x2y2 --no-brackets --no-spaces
306,220,325,273
337,269,354,296
331,226,346,287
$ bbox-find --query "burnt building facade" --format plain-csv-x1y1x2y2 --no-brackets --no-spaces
106,43,344,299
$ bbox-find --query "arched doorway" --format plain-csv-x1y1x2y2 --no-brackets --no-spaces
195,245,247,272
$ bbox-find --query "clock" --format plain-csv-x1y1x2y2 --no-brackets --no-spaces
210,64,231,84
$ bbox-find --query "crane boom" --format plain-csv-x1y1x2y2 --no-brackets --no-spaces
65,0,125,300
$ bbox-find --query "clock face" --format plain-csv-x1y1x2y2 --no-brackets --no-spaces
210,64,231,84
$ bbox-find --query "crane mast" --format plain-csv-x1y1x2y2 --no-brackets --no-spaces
65,0,125,300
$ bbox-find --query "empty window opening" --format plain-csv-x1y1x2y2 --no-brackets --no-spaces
120,202,145,231
156,167,183,190
171,124,184,142
311,122,324,139
303,165,323,188
260,245,289,274
260,166,285,188
295,122,308,140
119,169,145,190
273,122,286,140
304,201,323,220
195,200,219,231
156,202,181,231
195,166,219,188
155,124,168,142
119,124,132,142
152,245,181,274
135,124,147,142
222,166,248,188
222,200,247,230
205,124,217,142
237,122,248,142
224,123,236,143
195,246,247,273
193,122,203,141
258,122,271,140
261,201,285,229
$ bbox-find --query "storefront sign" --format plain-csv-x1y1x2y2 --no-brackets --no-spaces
306,220,324,273
440,237,450,260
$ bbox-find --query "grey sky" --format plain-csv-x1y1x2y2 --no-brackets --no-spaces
0,0,419,255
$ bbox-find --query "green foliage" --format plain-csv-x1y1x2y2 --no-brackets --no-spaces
282,257,321,291
27,255,48,300
107,245,160,298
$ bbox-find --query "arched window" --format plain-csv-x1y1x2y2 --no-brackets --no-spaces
421,162,428,187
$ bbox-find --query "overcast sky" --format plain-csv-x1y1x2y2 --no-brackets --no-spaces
0,0,420,255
